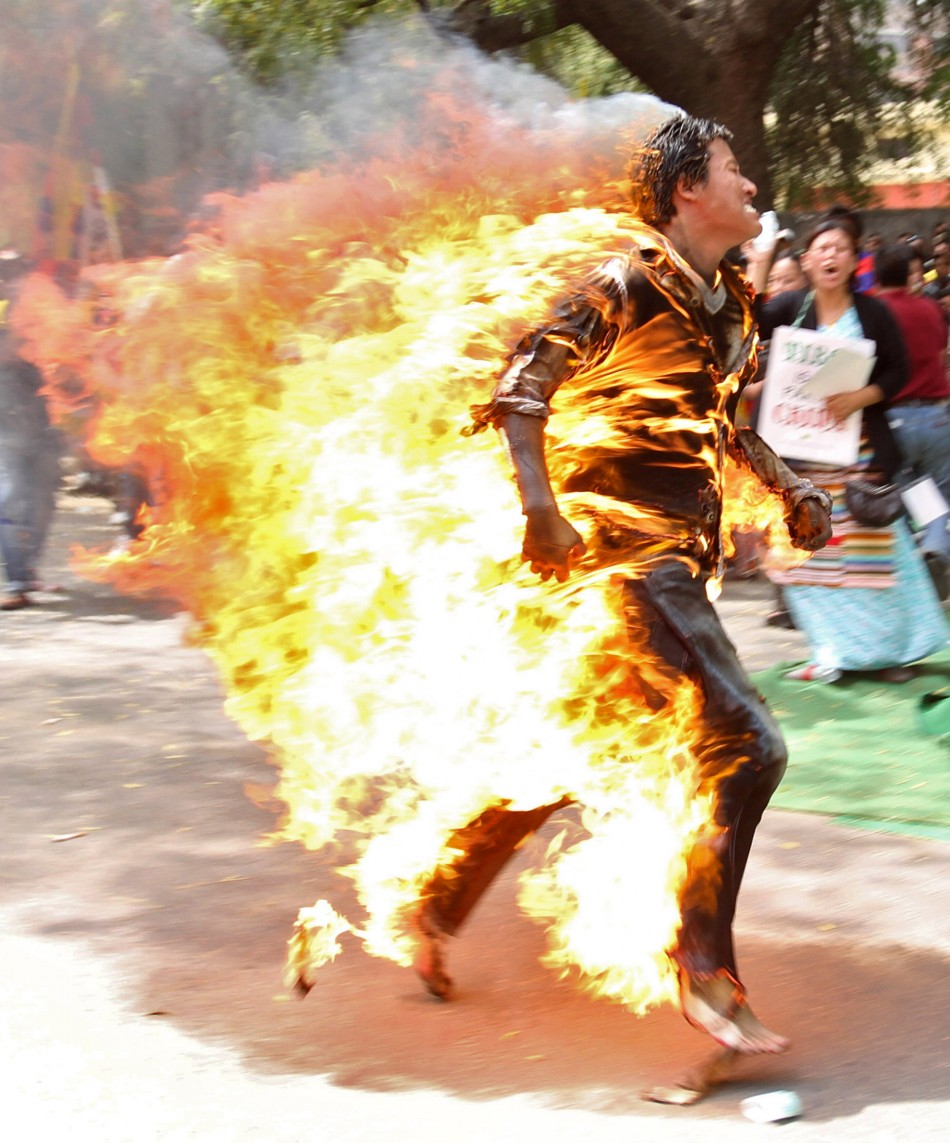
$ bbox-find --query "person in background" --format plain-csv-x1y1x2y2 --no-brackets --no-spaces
923,240,949,305
823,206,877,294
750,217,947,682
907,249,927,296
938,285,950,330
734,249,809,616
854,230,883,294
765,251,807,299
875,243,950,599
0,251,62,610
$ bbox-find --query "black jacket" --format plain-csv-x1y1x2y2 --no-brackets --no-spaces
755,288,908,479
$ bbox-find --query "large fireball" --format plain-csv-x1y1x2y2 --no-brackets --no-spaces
13,41,790,1016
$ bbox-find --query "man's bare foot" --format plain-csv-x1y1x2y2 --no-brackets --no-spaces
679,971,789,1055
413,905,453,1001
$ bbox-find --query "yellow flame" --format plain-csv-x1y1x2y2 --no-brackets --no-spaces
14,93,785,1015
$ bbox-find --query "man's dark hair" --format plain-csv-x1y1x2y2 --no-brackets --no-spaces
628,115,733,228
875,243,913,288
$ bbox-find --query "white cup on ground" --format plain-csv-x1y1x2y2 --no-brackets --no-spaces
740,1089,803,1123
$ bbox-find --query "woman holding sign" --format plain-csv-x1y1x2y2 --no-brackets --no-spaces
751,216,947,682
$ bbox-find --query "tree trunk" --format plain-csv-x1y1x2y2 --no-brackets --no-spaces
682,56,776,206
447,0,828,208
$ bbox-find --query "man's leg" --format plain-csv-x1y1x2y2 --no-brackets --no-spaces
626,561,789,1053
415,798,570,998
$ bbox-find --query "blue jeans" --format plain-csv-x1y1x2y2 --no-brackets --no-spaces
886,404,950,561
0,426,61,593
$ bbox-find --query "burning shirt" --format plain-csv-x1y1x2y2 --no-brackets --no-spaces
469,226,759,574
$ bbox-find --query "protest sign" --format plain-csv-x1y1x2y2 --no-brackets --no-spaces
757,325,875,466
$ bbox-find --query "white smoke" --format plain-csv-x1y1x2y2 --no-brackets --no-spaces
295,15,674,167
1,2,677,250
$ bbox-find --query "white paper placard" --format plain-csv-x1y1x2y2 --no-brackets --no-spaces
757,325,876,466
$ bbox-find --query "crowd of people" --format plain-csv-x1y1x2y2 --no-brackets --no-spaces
736,208,950,683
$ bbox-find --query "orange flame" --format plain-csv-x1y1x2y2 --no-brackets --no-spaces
722,455,810,573
15,85,785,1014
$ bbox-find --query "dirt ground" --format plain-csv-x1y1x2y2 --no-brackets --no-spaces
4,490,950,1141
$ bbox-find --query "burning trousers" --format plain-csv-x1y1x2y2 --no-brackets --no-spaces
422,558,787,984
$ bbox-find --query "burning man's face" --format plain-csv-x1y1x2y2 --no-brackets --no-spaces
689,138,760,249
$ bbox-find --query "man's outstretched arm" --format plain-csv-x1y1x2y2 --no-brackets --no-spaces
498,412,586,582
470,271,624,580
732,427,833,551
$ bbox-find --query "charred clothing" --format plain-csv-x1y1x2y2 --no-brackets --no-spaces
471,233,809,574
427,229,810,987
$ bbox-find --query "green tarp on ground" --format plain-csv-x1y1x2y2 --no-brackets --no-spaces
752,649,950,840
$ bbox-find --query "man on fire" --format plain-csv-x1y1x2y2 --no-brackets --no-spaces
414,114,832,1057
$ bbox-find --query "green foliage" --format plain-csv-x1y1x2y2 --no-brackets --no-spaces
190,0,641,99
765,0,922,207
908,0,950,110
519,24,646,98
482,0,558,37
189,0,414,86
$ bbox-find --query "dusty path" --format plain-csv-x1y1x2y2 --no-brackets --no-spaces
3,492,950,1140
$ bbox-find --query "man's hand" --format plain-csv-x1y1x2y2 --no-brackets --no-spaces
522,506,586,582
785,488,833,552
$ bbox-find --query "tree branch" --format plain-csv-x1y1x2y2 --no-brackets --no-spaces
574,0,824,110
447,0,577,53
437,1,824,109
